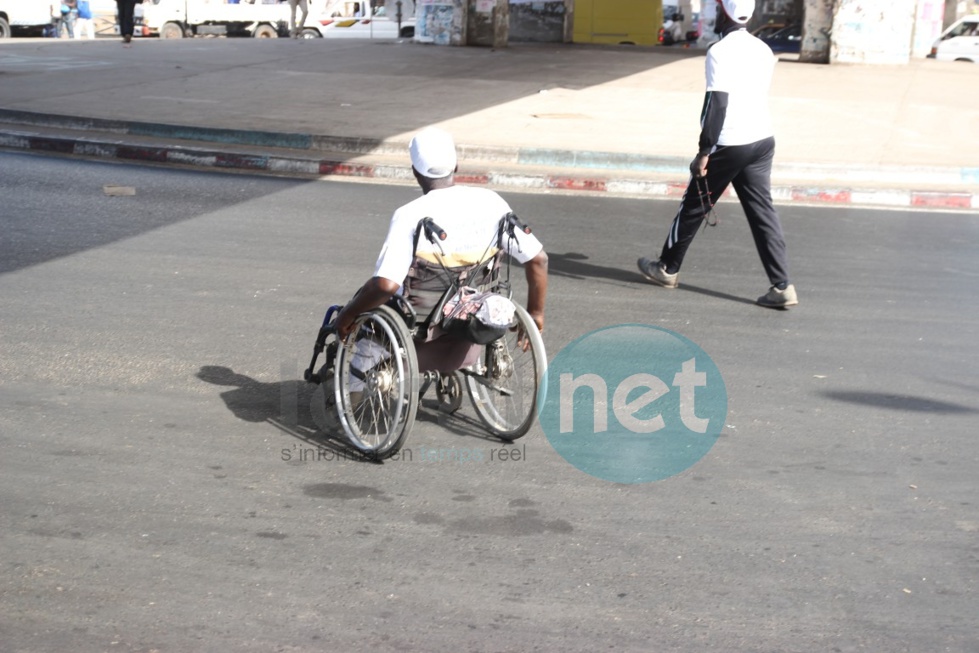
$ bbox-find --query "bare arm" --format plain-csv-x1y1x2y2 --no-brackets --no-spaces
523,250,548,333
334,276,401,339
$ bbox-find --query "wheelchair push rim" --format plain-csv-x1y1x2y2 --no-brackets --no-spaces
334,305,419,458
465,303,545,441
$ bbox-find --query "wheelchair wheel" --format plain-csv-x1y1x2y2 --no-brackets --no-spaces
334,305,419,458
436,371,465,413
465,304,546,441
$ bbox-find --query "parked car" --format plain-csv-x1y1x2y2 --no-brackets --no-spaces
314,16,414,39
659,3,684,45
929,15,979,63
760,24,801,54
0,0,54,38
752,23,787,40
685,12,700,42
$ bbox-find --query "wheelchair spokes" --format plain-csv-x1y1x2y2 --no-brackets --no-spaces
334,306,418,458
464,304,546,441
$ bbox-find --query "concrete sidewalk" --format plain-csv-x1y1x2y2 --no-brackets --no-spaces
1,37,977,209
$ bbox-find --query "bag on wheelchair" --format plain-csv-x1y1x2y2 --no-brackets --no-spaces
405,212,531,346
439,286,516,345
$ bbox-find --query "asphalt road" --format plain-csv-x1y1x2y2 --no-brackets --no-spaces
1,152,977,652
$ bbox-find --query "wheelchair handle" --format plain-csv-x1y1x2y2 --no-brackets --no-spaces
504,212,532,235
421,217,447,243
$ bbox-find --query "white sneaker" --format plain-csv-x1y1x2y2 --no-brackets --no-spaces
757,284,799,309
637,257,679,288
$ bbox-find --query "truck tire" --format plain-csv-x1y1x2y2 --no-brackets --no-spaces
160,22,185,39
0,17,12,39
252,24,278,38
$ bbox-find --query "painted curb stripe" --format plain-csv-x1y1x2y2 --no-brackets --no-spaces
1,109,974,190
117,145,169,162
28,136,75,154
911,192,974,209
130,124,312,150
3,132,977,211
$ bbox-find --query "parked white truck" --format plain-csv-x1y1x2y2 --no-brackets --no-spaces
141,0,297,38
929,15,979,63
0,0,55,38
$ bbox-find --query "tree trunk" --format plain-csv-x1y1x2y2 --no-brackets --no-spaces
800,0,834,63
492,0,508,48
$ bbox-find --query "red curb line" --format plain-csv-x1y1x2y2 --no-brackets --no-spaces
911,192,974,209
456,173,491,185
118,145,169,163
790,189,853,204
29,136,75,154
3,134,976,211
319,161,376,177
549,177,607,192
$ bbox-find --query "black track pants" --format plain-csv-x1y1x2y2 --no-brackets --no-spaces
659,136,790,287
116,0,136,38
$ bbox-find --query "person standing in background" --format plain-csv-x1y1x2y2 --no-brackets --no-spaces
637,0,798,309
60,0,77,39
48,3,63,38
116,0,140,45
74,0,96,39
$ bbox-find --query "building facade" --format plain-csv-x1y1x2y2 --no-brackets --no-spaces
412,0,974,64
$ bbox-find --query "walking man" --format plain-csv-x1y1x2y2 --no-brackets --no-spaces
638,0,798,309
116,0,139,45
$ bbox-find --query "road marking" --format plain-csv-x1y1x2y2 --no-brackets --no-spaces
0,54,113,72
139,96,221,104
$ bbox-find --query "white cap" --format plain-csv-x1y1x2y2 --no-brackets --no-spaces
409,127,457,179
721,0,755,24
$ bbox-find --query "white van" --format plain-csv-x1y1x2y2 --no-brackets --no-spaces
929,15,979,63
0,0,55,38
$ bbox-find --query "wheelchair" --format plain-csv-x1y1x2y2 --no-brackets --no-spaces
303,213,547,460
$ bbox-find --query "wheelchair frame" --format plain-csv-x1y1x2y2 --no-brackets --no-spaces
303,213,547,459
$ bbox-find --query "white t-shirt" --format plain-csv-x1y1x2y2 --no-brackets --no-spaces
705,29,776,146
373,185,544,287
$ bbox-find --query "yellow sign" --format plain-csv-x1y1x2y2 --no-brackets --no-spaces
573,0,664,46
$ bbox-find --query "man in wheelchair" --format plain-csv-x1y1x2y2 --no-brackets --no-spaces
309,128,548,457
334,127,549,373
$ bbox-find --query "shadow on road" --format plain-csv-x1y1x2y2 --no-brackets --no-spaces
820,390,978,414
548,252,758,306
195,365,508,462
678,283,757,306
195,364,371,462
0,156,311,276
547,251,646,285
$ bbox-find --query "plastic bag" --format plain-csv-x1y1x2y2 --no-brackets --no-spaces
441,287,515,345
